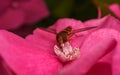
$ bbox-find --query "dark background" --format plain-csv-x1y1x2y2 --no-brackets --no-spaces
35,0,120,27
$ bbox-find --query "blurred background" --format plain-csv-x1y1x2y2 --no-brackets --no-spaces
38,0,120,27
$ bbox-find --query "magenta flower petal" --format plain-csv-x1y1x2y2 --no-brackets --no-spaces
86,62,112,75
58,29,120,75
97,7,102,18
0,0,11,13
84,15,120,31
0,30,61,75
53,18,85,33
19,0,49,24
112,35,120,74
0,55,16,75
0,0,49,30
26,28,56,54
0,9,25,29
113,47,120,75
108,3,120,18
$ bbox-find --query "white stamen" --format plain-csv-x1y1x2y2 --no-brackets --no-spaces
54,42,80,62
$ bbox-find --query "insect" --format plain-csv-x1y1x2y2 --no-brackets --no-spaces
40,26,97,62
56,26,97,45
40,26,97,45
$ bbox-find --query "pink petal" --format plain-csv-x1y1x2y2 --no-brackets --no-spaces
0,0,11,14
26,28,56,54
53,18,85,33
97,7,102,18
84,15,109,27
86,62,112,75
112,32,120,75
84,15,120,65
113,47,120,75
84,15,120,32
0,9,25,29
58,29,120,75
19,0,49,24
108,3,120,18
0,56,15,75
0,30,61,75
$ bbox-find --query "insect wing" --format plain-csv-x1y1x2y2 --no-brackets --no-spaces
39,27,57,34
72,26,97,34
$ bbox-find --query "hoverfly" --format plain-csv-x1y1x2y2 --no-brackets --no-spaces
40,26,97,45
40,26,97,62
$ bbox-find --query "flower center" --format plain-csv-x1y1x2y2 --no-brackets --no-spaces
54,42,80,62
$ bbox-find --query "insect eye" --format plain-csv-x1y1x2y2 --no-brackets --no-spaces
67,32,71,35
66,26,72,31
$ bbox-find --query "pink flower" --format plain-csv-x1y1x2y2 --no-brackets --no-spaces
108,3,120,19
0,15,120,75
0,0,49,29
